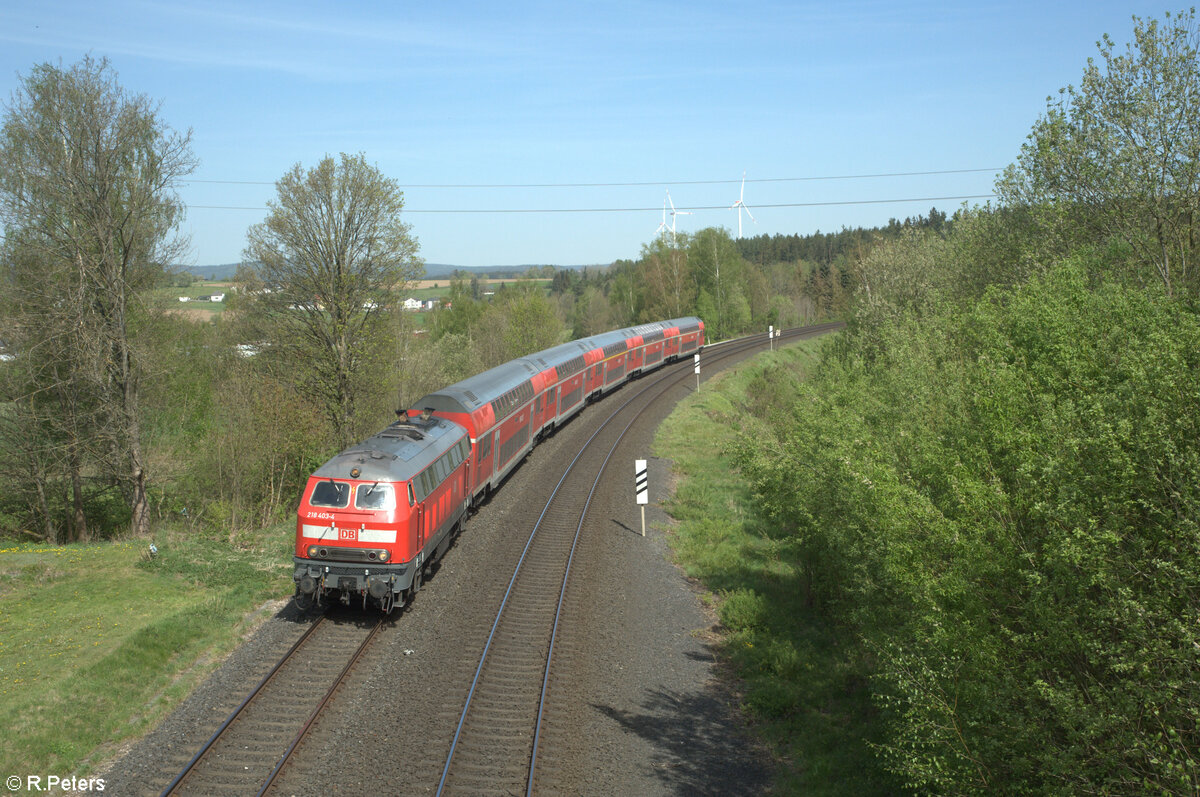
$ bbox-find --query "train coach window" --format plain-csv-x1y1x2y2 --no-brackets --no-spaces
355,483,395,511
310,480,350,507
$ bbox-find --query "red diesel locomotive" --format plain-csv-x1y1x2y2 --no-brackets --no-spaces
293,317,705,612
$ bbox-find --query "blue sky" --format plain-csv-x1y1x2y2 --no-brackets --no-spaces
0,1,1174,268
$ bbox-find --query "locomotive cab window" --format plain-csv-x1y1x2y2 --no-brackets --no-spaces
310,480,350,508
355,483,395,511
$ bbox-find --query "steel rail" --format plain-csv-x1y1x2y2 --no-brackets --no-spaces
257,617,384,795
159,614,328,796
434,347,677,795
438,325,815,794
524,325,818,792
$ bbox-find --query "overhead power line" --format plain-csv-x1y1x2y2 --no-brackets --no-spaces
187,194,996,213
181,167,1002,189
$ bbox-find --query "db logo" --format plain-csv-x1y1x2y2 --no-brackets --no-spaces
338,527,357,541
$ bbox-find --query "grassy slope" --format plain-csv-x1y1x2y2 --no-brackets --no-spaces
0,522,294,777
654,338,901,795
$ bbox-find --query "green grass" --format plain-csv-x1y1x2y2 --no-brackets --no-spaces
151,281,231,317
654,337,902,795
0,521,294,777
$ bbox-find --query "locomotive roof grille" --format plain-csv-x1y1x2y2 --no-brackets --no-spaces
378,426,424,440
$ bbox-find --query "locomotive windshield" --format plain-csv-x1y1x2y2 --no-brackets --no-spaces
310,480,350,508
355,483,395,510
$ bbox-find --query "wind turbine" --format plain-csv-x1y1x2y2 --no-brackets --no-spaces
656,195,669,240
666,189,692,245
730,171,756,238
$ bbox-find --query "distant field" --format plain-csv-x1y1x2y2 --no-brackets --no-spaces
153,278,552,324
155,281,231,319
407,277,549,292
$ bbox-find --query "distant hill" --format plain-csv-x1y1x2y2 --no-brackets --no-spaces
176,262,601,281
179,263,241,281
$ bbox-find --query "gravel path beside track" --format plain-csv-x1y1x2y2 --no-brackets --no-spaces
102,346,773,797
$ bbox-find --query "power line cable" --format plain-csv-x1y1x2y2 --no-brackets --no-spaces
187,194,996,213
181,167,1002,189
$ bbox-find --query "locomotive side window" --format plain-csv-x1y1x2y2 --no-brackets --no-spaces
310,480,350,508
407,482,415,506
355,483,395,511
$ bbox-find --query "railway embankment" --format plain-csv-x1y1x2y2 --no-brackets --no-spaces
0,523,294,782
654,334,901,795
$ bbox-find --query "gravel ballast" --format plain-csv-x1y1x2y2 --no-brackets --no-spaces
101,355,773,796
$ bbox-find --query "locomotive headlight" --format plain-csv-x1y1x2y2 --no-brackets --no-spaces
307,545,318,558
379,550,389,562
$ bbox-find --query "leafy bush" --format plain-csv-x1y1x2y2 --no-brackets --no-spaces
718,587,770,632
736,262,1200,793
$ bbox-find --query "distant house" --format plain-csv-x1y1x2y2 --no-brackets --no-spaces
210,293,225,302
402,298,422,311
178,296,190,302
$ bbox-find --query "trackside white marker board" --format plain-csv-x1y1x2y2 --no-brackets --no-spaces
635,459,648,536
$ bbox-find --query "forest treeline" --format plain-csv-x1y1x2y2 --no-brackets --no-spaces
729,10,1200,793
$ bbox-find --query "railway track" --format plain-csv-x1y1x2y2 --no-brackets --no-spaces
160,612,382,796
435,323,839,795
154,323,840,796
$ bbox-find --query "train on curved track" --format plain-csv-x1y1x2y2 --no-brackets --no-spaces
293,316,705,612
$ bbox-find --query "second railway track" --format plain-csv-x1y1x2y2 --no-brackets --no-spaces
133,323,840,796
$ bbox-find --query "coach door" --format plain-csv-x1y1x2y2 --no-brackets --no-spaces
416,502,426,553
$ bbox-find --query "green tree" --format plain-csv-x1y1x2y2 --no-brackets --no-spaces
242,153,423,447
736,264,1200,793
996,9,1200,297
688,227,746,339
0,56,195,538
639,235,696,321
